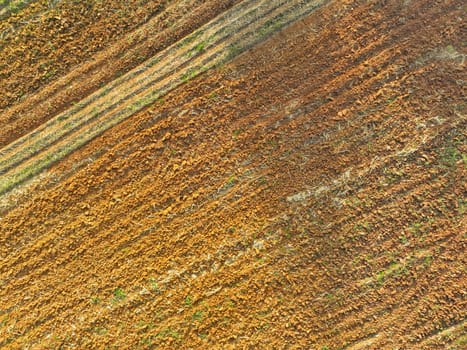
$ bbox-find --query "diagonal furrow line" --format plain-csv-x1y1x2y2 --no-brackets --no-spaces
0,0,329,195
0,0,274,164
0,0,318,169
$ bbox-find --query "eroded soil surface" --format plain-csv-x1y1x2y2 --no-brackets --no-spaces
0,0,466,349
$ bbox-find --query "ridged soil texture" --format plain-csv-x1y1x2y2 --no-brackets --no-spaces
0,0,465,349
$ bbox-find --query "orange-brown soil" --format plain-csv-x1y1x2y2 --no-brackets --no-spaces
0,0,239,147
0,0,465,349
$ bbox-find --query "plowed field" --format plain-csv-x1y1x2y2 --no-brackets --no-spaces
1,0,466,349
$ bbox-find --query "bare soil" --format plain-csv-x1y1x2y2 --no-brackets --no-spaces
0,0,240,147
0,0,465,349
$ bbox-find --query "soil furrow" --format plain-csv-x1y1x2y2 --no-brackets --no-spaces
0,0,465,348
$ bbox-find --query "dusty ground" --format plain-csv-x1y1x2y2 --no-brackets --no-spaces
0,0,466,349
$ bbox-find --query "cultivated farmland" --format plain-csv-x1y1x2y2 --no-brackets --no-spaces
0,0,465,349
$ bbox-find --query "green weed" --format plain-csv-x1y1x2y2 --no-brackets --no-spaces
227,44,242,60
112,287,126,303
184,295,193,307
353,221,371,232
157,328,181,340
232,129,242,139
42,69,57,79
179,30,204,47
93,326,108,336
423,255,433,268
226,174,237,187
399,235,409,245
1,0,25,14
192,310,203,321
439,145,462,168
259,17,285,37
375,270,385,285
458,198,466,215
181,68,198,83
136,320,155,330
148,277,160,293
140,335,154,346
409,222,422,234
454,334,467,346
187,41,206,57
0,316,8,328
